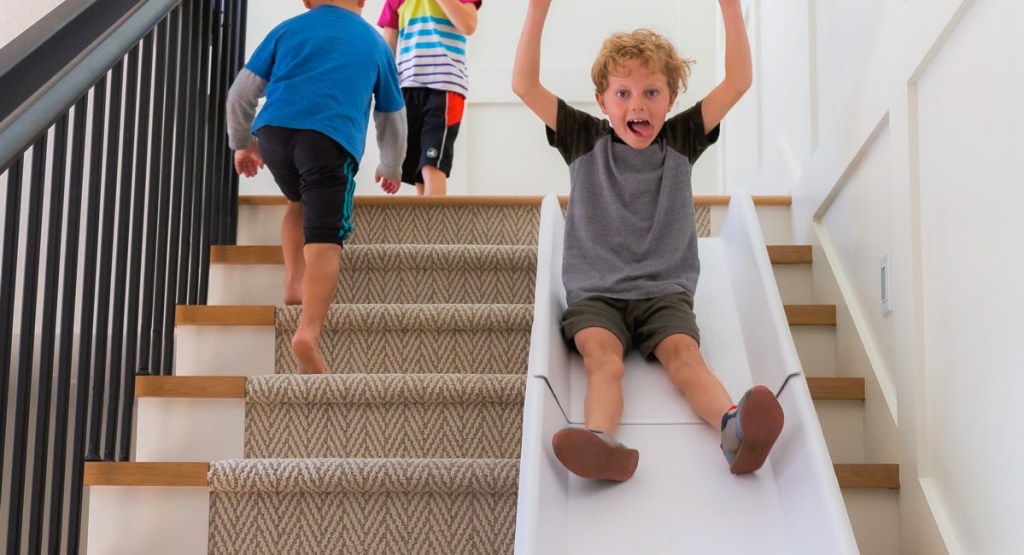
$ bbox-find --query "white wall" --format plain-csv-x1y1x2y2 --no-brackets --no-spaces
239,0,722,197
0,0,65,48
734,0,1023,552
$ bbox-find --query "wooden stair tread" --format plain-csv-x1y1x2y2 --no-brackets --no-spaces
84,462,209,486
175,305,275,326
84,461,896,489
807,377,865,400
210,245,282,265
834,464,900,489
216,244,813,266
238,195,793,207
136,376,246,398
767,245,812,264
785,305,837,326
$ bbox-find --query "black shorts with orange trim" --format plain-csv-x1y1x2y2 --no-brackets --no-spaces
401,87,464,185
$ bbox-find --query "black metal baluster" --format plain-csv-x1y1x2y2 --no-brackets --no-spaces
49,96,88,554
27,114,70,554
7,133,48,554
88,61,124,462
0,158,24,507
169,0,195,321
119,31,155,460
139,15,171,378
151,6,182,376
105,46,140,461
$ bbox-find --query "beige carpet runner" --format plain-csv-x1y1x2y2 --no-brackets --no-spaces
207,201,539,554
206,199,713,554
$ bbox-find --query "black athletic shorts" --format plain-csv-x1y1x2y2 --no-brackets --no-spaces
401,87,464,185
256,125,358,245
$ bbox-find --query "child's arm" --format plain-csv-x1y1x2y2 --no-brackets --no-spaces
226,69,267,177
700,0,752,133
373,108,407,194
382,28,398,54
512,0,558,130
435,0,480,36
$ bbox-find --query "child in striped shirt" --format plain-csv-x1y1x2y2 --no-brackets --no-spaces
378,0,482,196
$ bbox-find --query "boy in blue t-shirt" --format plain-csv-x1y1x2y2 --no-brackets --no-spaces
513,0,785,481
227,0,406,374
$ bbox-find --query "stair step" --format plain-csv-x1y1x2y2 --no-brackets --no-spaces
211,244,538,305
206,458,519,555
85,462,209,486
834,464,900,489
767,245,812,264
244,374,525,459
136,376,246,398
176,305,275,326
807,377,865,400
785,304,837,326
275,304,533,375
87,461,896,490
237,194,794,207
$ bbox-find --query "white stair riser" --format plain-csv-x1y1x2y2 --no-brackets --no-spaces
175,327,275,376
87,487,209,555
773,264,813,305
790,326,837,377
843,489,900,555
813,400,865,463
237,205,284,245
753,206,793,244
135,398,245,461
207,265,283,305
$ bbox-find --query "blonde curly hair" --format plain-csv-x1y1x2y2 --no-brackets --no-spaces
592,29,694,97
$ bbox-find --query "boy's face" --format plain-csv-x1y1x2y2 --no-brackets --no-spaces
596,60,677,150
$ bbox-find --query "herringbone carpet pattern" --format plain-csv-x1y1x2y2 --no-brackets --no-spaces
346,204,540,245
244,374,526,459
209,202,536,554
274,304,533,375
334,244,537,304
208,458,518,555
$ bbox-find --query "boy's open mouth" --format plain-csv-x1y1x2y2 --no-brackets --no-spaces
627,118,653,137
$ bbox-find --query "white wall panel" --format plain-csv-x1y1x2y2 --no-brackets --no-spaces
915,0,1024,551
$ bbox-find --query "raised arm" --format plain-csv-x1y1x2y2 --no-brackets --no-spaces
436,0,480,36
511,0,558,130
700,0,752,133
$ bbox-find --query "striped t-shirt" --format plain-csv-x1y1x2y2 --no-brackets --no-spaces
377,0,482,97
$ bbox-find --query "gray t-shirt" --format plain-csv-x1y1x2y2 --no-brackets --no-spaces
546,98,719,305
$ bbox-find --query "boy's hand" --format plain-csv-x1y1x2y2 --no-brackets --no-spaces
375,170,401,195
234,142,264,177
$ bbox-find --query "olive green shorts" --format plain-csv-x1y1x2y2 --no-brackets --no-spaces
560,293,701,357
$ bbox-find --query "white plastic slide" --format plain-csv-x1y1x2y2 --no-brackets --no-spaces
514,194,857,554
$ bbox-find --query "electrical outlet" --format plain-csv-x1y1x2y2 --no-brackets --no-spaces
880,253,893,316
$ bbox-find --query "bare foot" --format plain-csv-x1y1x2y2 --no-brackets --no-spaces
284,283,302,306
291,328,326,374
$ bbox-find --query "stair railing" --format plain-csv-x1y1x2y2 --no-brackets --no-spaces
0,0,246,552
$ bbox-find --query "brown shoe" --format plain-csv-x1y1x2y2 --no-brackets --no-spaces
551,428,639,482
721,385,785,474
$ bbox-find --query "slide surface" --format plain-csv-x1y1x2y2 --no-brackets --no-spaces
515,194,856,555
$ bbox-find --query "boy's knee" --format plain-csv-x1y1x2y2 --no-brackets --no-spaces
655,334,703,368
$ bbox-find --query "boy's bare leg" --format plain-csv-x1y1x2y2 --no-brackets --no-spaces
417,165,447,196
654,334,733,426
574,327,626,436
291,242,342,374
281,201,305,305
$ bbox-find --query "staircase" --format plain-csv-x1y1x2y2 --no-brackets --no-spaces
84,195,898,554
767,234,900,553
